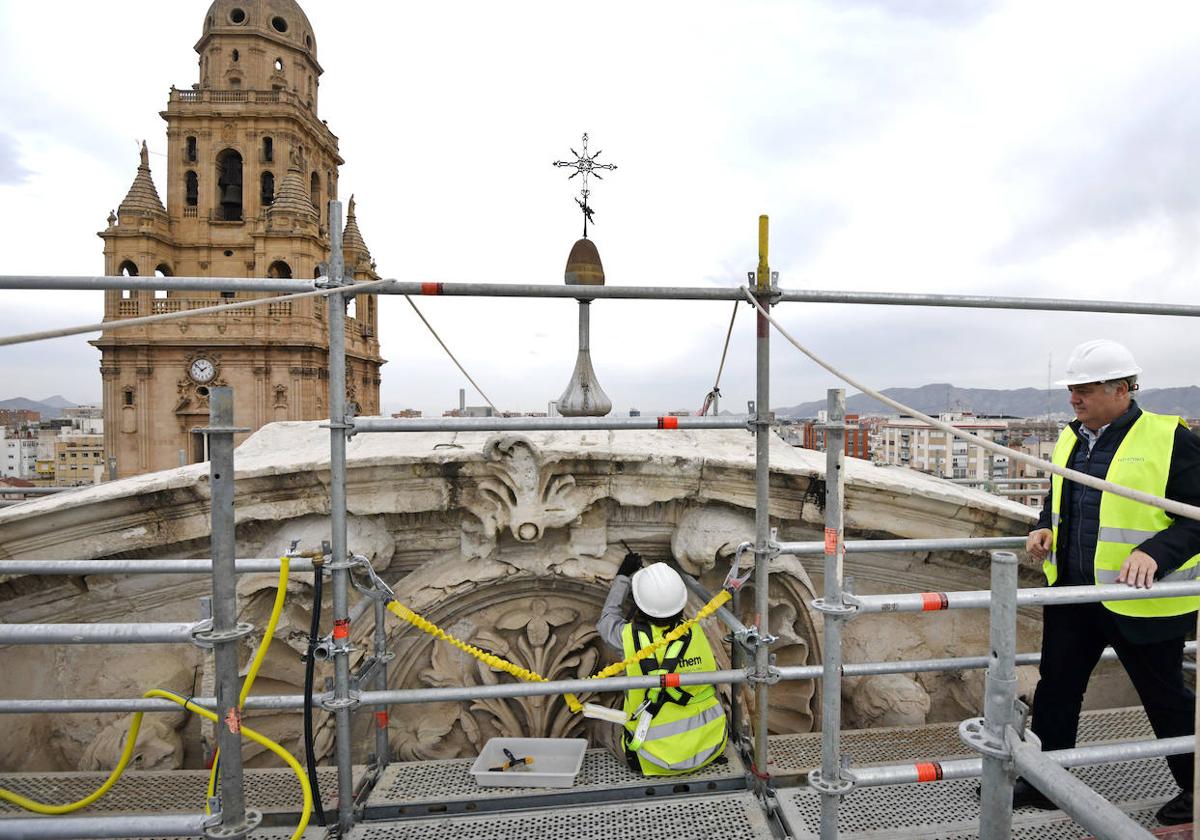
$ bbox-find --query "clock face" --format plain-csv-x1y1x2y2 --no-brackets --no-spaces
189,358,216,384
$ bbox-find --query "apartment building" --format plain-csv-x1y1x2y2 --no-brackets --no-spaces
878,413,1008,480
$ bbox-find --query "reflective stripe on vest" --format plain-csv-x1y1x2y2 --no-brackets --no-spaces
1048,411,1200,617
620,621,727,776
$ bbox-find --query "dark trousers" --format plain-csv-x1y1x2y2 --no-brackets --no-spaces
1030,602,1195,791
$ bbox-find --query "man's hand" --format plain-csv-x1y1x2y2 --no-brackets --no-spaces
1116,550,1158,589
1026,529,1053,562
617,551,643,578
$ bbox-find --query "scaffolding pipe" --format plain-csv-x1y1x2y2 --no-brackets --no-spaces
0,275,313,293
0,812,208,839
325,201,356,834
752,215,773,783
3,641,1192,715
775,536,1026,556
680,573,747,634
846,735,1194,788
851,580,1200,613
1008,734,1153,840
979,551,1019,840
0,558,315,575
372,597,391,768
203,386,251,837
818,389,848,840
0,622,202,645
351,415,751,434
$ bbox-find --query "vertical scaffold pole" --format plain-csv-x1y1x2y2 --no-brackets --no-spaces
980,550,1019,840
818,388,850,839
752,214,773,783
204,386,257,837
325,200,357,834
372,597,391,768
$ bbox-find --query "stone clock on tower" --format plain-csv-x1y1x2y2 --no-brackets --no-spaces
92,0,385,478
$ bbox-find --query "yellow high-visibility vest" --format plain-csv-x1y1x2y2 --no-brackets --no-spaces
620,621,727,776
1048,410,1200,617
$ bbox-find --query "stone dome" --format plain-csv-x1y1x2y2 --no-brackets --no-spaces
201,0,318,58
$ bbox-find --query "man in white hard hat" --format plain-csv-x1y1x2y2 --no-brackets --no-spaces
596,551,728,775
1022,339,1198,824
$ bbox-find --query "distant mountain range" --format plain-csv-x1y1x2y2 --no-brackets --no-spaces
0,396,78,420
777,383,1200,419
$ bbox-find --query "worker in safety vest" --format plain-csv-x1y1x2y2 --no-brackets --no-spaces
1023,340,1198,825
596,552,728,775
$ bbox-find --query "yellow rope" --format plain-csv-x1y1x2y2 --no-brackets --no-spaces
386,587,733,714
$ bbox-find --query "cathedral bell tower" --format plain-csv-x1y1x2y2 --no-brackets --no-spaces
93,0,384,478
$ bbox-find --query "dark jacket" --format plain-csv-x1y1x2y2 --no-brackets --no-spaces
1035,401,1200,642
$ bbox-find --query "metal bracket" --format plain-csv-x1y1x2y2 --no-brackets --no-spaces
191,620,255,649
808,768,855,796
324,554,358,571
321,689,362,712
746,659,782,686
203,808,263,840
355,651,396,686
811,597,859,618
959,717,1012,760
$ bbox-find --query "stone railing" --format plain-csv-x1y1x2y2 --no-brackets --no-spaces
170,88,300,109
117,301,138,317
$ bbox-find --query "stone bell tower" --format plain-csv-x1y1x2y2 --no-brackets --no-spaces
93,0,384,478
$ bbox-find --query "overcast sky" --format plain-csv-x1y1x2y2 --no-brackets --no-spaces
2,1,1199,417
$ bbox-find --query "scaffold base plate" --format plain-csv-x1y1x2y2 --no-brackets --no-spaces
350,790,770,840
364,744,745,819
0,765,362,826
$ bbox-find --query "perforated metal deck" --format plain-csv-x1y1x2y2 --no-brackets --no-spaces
351,790,771,840
364,745,746,819
772,707,1185,839
777,758,1176,839
767,706,1153,784
0,765,360,827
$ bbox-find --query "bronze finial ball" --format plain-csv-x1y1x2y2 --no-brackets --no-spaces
564,238,605,286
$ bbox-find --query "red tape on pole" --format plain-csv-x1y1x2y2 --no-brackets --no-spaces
375,711,389,729
914,761,943,782
333,618,350,639
658,416,679,430
661,673,680,688
420,282,443,295
919,592,949,611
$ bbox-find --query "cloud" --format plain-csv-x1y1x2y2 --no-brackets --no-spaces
0,132,30,185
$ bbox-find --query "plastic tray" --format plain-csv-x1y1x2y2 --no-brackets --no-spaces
469,737,587,788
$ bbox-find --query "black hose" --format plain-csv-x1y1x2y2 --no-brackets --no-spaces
304,562,327,826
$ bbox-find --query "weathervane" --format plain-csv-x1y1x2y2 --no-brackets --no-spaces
553,132,617,238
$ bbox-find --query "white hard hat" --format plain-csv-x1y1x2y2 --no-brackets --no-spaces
1055,340,1142,386
630,563,688,618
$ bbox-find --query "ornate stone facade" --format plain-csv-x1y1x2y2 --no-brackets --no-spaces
0,425,1090,773
92,0,384,479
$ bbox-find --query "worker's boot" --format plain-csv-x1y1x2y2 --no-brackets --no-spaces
1155,790,1193,826
1011,778,1055,810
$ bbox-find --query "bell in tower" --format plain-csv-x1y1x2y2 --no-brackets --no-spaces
216,149,243,221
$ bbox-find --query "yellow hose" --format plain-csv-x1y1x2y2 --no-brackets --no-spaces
207,556,290,809
148,690,311,840
387,587,732,713
0,716,144,814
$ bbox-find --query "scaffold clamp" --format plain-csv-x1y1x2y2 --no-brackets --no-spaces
191,620,255,649
958,717,1013,760
808,768,855,796
321,689,362,712
202,806,263,840
811,596,859,617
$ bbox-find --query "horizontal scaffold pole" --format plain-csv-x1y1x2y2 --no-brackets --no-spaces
0,275,313,293
351,415,750,434
846,735,1194,788
0,558,315,575
0,622,202,645
9,642,1192,714
775,536,1026,556
0,812,208,840
852,580,1200,613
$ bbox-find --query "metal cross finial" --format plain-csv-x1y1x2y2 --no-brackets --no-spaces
553,132,617,238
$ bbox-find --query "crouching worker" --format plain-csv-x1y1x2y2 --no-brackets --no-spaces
595,551,728,775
